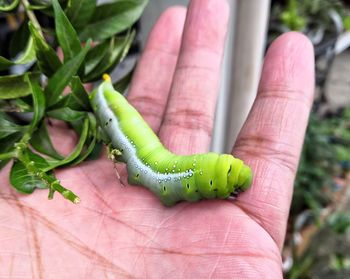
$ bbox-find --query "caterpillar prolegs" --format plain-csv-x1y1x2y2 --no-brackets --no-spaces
90,75,253,206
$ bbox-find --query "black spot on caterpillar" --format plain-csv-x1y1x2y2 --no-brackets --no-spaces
90,75,253,206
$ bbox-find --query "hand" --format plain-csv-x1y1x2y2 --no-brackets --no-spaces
0,0,314,277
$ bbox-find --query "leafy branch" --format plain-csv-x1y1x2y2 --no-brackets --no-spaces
0,0,148,202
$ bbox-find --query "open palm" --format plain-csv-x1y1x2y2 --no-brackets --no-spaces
0,0,314,278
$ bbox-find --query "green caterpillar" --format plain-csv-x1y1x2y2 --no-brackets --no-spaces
90,75,253,206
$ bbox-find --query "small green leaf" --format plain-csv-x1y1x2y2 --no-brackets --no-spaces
45,41,91,106
83,31,135,81
0,133,22,169
29,22,62,77
9,20,31,58
44,117,89,171
0,113,28,139
26,77,45,133
0,73,40,100
30,122,63,160
70,76,90,110
66,0,96,30
0,132,21,154
0,37,36,70
47,107,86,122
28,0,52,10
79,0,148,41
70,113,97,165
84,40,109,75
0,0,20,11
52,0,82,61
10,151,51,194
50,77,90,111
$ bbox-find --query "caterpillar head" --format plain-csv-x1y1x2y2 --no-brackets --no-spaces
216,154,252,198
236,164,253,192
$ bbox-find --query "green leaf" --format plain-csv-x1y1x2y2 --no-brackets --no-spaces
9,20,31,58
0,37,36,70
0,132,21,154
0,133,21,169
84,40,109,75
0,0,20,11
69,76,90,110
66,0,96,30
44,117,89,171
0,73,40,100
10,151,51,194
28,22,62,77
28,0,51,10
45,41,91,106
69,113,97,165
0,113,28,139
79,0,148,41
26,77,45,133
47,107,86,122
30,122,63,160
52,0,82,61
83,31,135,81
50,77,90,111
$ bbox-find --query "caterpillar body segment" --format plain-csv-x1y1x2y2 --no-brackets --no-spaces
90,76,253,206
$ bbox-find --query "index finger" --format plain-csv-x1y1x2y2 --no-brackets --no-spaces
233,32,315,249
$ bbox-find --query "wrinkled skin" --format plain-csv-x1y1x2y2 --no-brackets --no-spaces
0,0,314,278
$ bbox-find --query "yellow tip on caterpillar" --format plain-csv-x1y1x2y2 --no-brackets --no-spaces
103,74,111,81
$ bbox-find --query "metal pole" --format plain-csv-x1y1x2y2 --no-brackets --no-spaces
211,0,236,153
223,0,271,152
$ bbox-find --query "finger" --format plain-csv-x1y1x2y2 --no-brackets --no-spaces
233,32,315,249
159,0,230,154
127,6,187,132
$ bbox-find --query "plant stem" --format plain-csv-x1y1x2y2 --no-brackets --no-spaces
39,170,81,204
21,0,43,36
15,135,80,204
0,151,16,161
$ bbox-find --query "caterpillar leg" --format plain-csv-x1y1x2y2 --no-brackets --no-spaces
112,162,126,187
106,145,126,186
107,144,125,163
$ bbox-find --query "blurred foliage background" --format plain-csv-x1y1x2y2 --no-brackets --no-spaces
270,0,350,278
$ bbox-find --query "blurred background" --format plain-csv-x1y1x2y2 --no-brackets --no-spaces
138,0,350,278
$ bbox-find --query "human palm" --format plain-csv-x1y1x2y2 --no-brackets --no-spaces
0,0,314,278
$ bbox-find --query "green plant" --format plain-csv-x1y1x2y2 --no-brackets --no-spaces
285,108,350,278
280,0,306,31
291,108,350,217
271,0,350,32
328,212,350,234
0,0,148,202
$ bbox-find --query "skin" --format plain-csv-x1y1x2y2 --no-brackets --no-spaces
0,0,314,278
